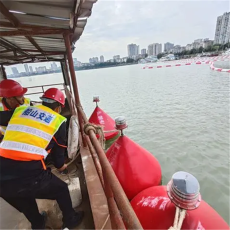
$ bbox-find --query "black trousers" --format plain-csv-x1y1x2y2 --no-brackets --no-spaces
0,170,75,229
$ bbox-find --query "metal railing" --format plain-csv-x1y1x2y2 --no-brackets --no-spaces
25,83,65,96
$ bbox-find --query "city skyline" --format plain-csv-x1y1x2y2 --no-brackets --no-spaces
71,1,228,62
4,1,229,74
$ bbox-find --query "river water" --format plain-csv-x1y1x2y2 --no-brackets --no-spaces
1,63,230,226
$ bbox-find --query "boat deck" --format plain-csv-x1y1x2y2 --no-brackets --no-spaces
0,152,95,229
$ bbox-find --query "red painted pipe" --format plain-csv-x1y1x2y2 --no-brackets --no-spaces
64,32,87,147
87,130,143,229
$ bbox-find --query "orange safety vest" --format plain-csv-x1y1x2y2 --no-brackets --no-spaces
0,105,66,168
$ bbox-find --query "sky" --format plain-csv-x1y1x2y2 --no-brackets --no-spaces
73,0,229,62
5,0,229,74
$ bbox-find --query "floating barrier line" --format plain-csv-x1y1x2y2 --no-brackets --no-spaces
142,55,230,70
209,61,230,73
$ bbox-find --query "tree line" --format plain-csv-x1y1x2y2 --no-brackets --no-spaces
157,42,230,59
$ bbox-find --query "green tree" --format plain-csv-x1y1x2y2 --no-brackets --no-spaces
157,53,164,59
212,44,220,52
198,46,204,53
224,42,230,50
126,58,134,63
204,45,212,52
189,49,197,54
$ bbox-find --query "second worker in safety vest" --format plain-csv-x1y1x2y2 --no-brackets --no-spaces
0,88,83,229
0,79,31,137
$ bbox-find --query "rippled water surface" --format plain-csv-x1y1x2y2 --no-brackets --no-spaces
7,64,230,224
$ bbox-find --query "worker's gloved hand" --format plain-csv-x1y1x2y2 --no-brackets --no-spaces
60,168,68,175
58,164,68,174
46,167,51,172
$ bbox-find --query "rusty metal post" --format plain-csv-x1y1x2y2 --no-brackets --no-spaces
103,173,126,229
63,32,86,147
0,65,7,79
60,60,73,94
87,131,143,229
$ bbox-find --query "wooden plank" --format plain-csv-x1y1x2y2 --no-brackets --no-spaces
0,21,60,30
0,1,20,26
13,14,69,28
0,52,65,59
25,36,44,54
0,29,67,36
0,1,45,55
80,146,111,230
3,1,70,19
0,38,29,55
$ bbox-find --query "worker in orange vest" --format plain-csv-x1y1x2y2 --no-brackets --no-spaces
0,79,31,136
0,88,83,229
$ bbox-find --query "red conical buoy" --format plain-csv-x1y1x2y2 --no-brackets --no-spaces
89,96,118,140
131,186,229,229
106,131,162,200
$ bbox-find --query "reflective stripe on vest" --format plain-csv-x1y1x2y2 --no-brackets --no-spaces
0,105,66,161
0,97,31,134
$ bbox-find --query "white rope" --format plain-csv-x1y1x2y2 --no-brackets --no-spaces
168,207,186,230
100,214,110,230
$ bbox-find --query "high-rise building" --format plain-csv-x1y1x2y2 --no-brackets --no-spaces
24,64,29,73
186,44,193,51
172,45,181,53
148,44,154,55
11,67,19,75
36,66,47,73
141,49,147,55
148,43,162,56
156,43,162,55
29,66,33,73
51,62,58,70
202,39,214,49
73,58,78,66
194,39,203,43
113,55,120,62
100,55,104,63
127,44,139,57
164,42,174,52
214,12,230,45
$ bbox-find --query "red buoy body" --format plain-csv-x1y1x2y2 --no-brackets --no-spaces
131,186,229,229
89,106,118,140
106,135,162,200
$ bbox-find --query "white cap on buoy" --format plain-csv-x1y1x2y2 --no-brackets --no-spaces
93,96,100,102
115,116,128,130
167,171,201,210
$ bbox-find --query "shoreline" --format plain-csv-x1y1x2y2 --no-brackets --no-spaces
9,63,138,78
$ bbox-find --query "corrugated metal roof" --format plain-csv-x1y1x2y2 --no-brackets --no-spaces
0,0,97,65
